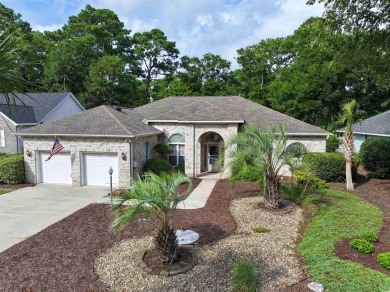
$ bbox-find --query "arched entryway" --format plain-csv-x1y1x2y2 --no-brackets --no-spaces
198,132,224,174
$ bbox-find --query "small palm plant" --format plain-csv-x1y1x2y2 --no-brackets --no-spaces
225,123,307,209
110,171,191,263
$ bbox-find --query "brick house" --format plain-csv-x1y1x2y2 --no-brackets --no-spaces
20,96,330,188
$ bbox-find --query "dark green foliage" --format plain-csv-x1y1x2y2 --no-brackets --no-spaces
326,135,341,152
177,163,185,174
231,260,259,292
360,137,390,179
359,231,378,243
293,170,326,190
230,164,262,182
0,154,24,184
349,238,375,254
143,158,173,176
153,144,173,155
253,227,270,233
377,252,390,270
303,152,357,182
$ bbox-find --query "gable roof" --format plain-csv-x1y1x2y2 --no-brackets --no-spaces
0,92,80,124
337,110,390,136
20,105,161,138
132,96,330,135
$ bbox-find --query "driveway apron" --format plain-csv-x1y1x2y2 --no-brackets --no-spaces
0,184,108,253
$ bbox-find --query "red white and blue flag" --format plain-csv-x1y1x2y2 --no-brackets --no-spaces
45,137,64,161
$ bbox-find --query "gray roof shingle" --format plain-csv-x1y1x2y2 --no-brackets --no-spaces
20,105,161,137
132,96,330,135
0,92,74,124
338,110,390,136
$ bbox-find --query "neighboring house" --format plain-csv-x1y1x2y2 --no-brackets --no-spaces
0,92,84,154
20,96,330,188
337,110,390,152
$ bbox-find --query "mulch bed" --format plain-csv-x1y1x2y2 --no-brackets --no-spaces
177,178,202,200
0,183,34,190
0,179,255,291
328,174,390,275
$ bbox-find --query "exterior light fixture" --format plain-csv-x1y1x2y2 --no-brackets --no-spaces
26,150,33,157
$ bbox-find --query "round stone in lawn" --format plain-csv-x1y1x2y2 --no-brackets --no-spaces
176,230,199,245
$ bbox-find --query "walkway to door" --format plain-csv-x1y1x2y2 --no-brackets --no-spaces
178,173,221,209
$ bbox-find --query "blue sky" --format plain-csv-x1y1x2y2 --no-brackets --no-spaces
3,0,323,67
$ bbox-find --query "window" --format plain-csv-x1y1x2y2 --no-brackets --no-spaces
0,130,4,148
145,142,150,162
168,133,185,167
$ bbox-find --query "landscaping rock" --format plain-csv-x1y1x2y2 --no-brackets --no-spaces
308,282,325,292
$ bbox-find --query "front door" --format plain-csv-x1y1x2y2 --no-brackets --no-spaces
208,145,219,172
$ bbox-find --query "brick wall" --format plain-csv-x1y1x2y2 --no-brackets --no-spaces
0,115,18,154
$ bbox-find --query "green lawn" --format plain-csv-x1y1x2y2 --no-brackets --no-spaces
0,189,12,195
284,186,390,291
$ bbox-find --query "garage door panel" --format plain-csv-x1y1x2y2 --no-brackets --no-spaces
83,153,118,186
39,152,71,184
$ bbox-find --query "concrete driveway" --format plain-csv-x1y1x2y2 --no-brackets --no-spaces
0,184,109,253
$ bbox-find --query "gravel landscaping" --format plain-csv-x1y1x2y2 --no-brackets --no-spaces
95,185,305,291
0,179,306,291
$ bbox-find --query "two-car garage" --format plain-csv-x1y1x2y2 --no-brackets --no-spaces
38,152,118,186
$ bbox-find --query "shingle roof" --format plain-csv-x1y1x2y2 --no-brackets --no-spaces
20,105,161,137
132,96,330,135
0,104,36,124
337,110,390,136
0,92,74,124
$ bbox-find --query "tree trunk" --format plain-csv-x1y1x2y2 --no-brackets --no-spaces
154,221,178,263
264,176,281,209
344,131,355,190
346,160,354,190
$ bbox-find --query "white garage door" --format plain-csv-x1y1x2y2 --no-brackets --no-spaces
39,152,72,184
83,153,118,186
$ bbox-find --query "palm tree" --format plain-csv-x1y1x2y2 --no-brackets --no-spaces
225,123,307,209
339,100,365,190
0,31,33,103
110,171,191,263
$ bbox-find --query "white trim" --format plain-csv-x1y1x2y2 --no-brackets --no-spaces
38,93,85,123
146,119,245,124
0,112,17,126
337,130,390,137
17,123,38,126
16,132,160,138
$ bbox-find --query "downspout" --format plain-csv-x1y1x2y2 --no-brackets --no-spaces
193,123,195,178
129,139,133,183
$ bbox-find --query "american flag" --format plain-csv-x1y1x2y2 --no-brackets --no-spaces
45,137,64,161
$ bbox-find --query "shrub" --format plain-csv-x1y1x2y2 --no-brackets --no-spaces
326,135,341,152
293,170,326,189
253,227,270,233
377,252,390,270
359,231,378,243
231,260,259,292
303,152,357,183
143,158,173,176
0,154,24,184
349,238,375,254
230,164,262,182
177,163,185,174
360,137,390,179
153,144,173,155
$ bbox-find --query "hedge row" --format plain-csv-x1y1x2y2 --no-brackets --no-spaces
0,154,24,184
302,152,357,183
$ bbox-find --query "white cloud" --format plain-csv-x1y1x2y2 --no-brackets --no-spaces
33,24,63,32
196,15,214,27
